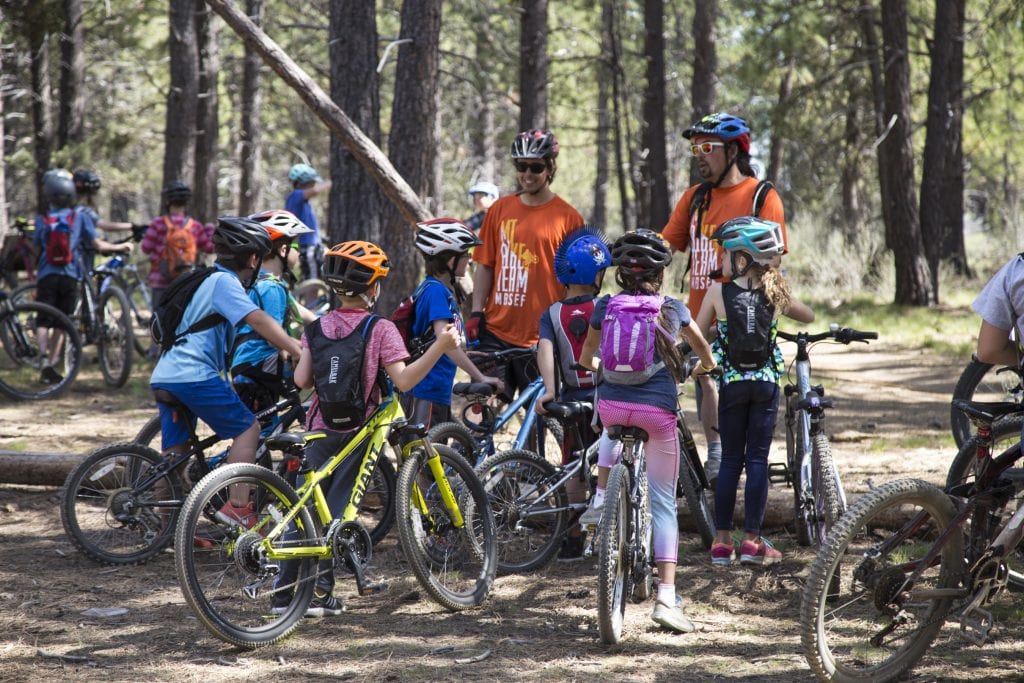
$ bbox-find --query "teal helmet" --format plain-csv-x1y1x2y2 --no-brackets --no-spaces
711,216,784,264
288,163,321,185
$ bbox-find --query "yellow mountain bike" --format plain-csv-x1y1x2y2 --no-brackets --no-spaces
173,387,497,648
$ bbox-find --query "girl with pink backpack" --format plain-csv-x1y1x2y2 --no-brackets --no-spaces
578,228,718,634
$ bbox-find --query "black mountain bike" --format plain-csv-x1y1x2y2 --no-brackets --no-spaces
0,289,82,400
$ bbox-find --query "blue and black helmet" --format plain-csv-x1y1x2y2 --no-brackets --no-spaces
683,112,751,152
554,226,611,286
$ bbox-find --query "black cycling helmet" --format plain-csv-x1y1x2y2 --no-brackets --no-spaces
511,129,559,160
611,229,672,273
162,180,192,205
43,169,76,207
73,169,101,194
213,216,273,263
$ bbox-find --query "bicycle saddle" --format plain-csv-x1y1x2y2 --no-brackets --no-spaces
607,425,649,443
543,401,593,420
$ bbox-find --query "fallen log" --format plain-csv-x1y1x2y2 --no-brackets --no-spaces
0,450,83,487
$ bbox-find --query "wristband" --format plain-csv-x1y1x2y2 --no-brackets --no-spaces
699,361,716,373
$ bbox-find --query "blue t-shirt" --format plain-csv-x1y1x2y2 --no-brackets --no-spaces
590,293,688,414
231,272,291,383
150,264,259,384
34,208,97,280
538,294,597,403
409,277,461,405
285,188,319,247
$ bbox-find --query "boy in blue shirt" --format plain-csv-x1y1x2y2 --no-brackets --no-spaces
34,168,132,384
402,218,503,427
150,217,302,523
230,210,316,413
284,163,331,282
535,227,612,559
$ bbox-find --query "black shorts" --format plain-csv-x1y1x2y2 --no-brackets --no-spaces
35,274,79,327
475,329,538,403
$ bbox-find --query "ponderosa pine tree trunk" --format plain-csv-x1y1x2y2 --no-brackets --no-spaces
518,0,548,131
640,0,669,230
237,0,262,214
193,0,220,223
58,0,85,148
164,0,199,192
688,0,717,187
379,0,442,315
329,0,383,245
29,29,54,213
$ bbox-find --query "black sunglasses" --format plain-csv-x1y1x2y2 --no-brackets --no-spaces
514,161,547,174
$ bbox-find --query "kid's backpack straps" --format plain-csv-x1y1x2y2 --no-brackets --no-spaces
722,281,775,372
599,294,674,386
751,180,775,218
160,215,199,282
43,209,76,266
150,266,224,353
548,299,597,389
308,314,380,431
389,280,433,359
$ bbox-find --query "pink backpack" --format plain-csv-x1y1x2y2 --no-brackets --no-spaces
599,294,672,385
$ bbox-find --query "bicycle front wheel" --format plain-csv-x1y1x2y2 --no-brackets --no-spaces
0,301,81,400
800,478,962,682
951,358,1022,447
945,415,1024,591
429,420,482,466
396,443,496,610
60,442,181,564
597,462,631,645
175,463,319,648
811,433,843,542
97,285,134,387
678,439,715,549
476,448,567,574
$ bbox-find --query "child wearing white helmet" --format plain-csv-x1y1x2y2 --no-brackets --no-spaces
400,217,503,428
464,181,500,233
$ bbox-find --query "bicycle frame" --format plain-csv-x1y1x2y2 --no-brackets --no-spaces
260,396,461,565
463,375,548,460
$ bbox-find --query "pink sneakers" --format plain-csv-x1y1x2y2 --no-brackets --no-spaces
739,537,782,565
218,501,257,529
710,542,735,566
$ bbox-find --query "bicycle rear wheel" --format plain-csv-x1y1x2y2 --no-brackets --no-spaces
950,358,1023,447
175,463,318,648
800,478,962,682
476,448,567,574
429,420,482,467
0,300,81,400
60,442,181,564
597,462,631,645
945,415,1024,591
396,443,496,610
97,285,133,387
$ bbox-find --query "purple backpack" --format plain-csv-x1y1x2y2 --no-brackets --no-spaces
599,293,672,385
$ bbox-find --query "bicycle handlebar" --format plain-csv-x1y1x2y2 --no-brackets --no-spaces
466,345,537,363
777,325,877,345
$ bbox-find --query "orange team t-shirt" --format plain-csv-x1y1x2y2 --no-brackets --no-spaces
662,175,787,317
472,193,584,347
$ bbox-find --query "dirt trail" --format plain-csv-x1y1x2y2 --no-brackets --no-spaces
1,343,1022,682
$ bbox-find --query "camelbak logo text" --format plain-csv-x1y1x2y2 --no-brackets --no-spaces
746,305,755,333
329,356,339,383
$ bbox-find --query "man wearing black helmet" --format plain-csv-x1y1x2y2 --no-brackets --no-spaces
468,128,584,400
662,112,788,486
150,217,302,527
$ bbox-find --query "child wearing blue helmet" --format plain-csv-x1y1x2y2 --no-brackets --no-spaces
695,216,814,567
535,226,612,560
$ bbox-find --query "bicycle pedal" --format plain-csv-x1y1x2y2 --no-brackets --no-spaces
959,606,994,645
358,581,389,597
767,462,791,484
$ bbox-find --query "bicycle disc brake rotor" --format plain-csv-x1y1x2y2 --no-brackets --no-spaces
333,521,373,574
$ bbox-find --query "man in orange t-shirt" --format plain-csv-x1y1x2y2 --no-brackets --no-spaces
469,128,584,400
662,112,787,484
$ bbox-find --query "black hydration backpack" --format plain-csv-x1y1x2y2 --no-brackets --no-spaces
151,266,224,353
722,281,774,372
307,314,380,431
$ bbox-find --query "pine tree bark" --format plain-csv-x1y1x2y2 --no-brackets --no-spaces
29,30,54,214
592,0,614,231
58,0,85,148
0,47,7,239
379,0,443,315
766,56,793,187
329,0,383,245
879,0,932,305
920,0,967,281
237,0,263,215
640,0,669,230
518,0,548,131
194,0,220,223
164,0,199,192
689,0,717,187
471,8,497,184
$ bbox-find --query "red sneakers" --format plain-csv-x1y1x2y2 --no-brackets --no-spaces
218,501,257,529
739,537,782,565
